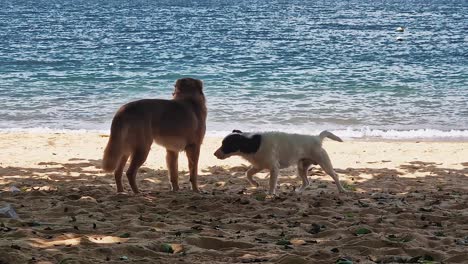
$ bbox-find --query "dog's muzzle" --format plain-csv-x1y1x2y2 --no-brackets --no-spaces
213,148,226,159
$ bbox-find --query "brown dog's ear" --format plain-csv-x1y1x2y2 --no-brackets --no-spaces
196,79,203,95
176,78,203,95
196,79,203,90
232,129,242,133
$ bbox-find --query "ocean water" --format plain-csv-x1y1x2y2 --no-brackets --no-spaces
0,0,467,139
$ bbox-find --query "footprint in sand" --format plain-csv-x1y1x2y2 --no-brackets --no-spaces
185,236,254,250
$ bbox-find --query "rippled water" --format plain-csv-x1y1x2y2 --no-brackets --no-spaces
0,0,467,138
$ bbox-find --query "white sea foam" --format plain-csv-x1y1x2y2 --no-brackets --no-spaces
206,127,468,141
336,128,468,140
0,127,108,134
1,127,467,141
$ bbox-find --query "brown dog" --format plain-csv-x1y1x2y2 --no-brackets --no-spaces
102,78,207,193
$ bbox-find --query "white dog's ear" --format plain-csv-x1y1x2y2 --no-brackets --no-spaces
232,129,242,133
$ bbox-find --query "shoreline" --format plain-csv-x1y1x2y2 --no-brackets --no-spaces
1,130,468,143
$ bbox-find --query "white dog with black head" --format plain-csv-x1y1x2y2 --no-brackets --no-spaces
214,130,346,195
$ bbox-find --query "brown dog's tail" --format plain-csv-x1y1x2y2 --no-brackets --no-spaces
102,116,128,172
319,130,343,143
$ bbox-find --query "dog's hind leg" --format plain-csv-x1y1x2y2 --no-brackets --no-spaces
318,149,346,193
268,167,280,195
246,167,261,187
126,148,150,194
186,144,201,192
296,159,313,193
166,150,179,191
115,155,129,193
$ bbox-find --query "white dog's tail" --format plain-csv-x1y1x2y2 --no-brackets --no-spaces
319,131,343,143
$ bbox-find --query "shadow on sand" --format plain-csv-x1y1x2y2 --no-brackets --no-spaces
0,159,467,263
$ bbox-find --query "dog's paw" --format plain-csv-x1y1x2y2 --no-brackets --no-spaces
248,180,260,188
266,190,279,198
295,186,306,193
170,185,180,192
339,188,349,193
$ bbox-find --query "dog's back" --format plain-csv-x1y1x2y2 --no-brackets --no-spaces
242,131,341,169
256,132,320,168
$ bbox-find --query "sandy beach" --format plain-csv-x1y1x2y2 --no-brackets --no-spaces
0,132,467,263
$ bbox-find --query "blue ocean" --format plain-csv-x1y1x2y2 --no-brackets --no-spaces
0,0,467,139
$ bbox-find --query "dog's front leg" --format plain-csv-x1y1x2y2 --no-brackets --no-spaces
268,167,279,195
246,167,261,187
186,144,201,192
166,150,179,191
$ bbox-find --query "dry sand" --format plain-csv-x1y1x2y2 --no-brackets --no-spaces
0,132,467,264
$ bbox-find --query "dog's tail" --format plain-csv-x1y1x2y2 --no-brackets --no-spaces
102,115,128,172
319,130,343,143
